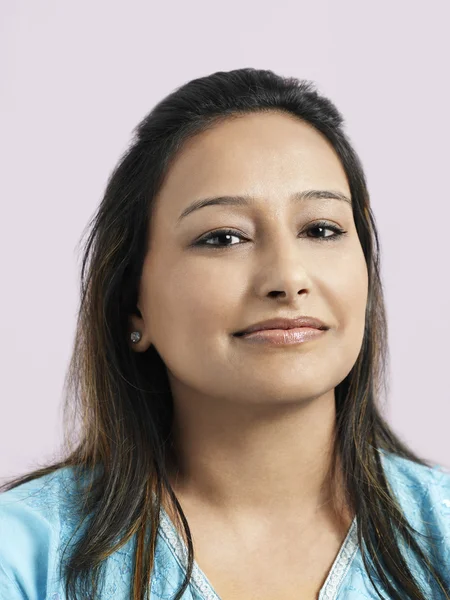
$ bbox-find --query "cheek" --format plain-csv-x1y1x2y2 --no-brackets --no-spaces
334,254,368,343
144,262,240,385
148,260,238,342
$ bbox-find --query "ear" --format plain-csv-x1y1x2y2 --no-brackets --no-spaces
128,314,149,352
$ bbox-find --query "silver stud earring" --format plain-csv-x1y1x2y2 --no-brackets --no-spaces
130,331,141,343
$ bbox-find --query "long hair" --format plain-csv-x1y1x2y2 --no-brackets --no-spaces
2,67,448,600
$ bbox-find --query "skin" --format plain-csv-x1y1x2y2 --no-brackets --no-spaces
129,111,368,592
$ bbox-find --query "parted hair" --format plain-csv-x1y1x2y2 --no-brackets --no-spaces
2,68,449,600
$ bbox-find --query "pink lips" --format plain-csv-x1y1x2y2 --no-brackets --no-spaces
234,315,328,336
237,326,327,346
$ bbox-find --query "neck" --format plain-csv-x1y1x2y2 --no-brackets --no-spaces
163,387,351,529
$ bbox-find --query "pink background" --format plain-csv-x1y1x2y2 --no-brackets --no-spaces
1,1,449,481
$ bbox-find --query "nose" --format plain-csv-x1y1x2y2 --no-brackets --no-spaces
255,236,313,301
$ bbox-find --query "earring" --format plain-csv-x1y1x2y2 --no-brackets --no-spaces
130,331,141,343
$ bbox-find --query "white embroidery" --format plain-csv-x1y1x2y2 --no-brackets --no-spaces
158,506,359,600
319,517,359,599
158,507,221,599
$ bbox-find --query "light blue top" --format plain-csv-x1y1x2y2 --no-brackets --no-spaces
1,450,450,599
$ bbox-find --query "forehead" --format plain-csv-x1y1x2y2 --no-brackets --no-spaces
155,112,350,214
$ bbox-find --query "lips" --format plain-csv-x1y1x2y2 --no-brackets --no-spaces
234,316,329,336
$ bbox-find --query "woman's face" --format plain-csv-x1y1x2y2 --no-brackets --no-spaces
130,111,368,407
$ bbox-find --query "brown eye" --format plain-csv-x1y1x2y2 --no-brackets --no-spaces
193,222,347,249
305,221,347,241
194,229,247,248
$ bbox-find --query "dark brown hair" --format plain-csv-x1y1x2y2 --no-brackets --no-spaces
2,68,449,600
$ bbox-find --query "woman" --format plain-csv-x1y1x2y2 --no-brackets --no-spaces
1,68,449,600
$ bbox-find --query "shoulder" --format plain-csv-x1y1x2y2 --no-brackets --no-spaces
379,450,450,575
380,449,450,516
0,468,195,599
0,466,88,600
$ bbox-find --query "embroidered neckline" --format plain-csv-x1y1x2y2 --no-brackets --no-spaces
158,506,359,600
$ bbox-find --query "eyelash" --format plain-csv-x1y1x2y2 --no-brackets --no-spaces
193,221,347,248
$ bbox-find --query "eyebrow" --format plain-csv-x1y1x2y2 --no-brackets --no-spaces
176,189,352,225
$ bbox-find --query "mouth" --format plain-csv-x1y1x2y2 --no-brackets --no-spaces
233,326,326,337
233,326,328,346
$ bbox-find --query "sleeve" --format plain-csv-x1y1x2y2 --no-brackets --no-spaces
0,560,26,600
427,466,450,561
0,489,57,600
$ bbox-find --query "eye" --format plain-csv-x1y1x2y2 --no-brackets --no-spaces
192,221,347,248
306,222,347,241
194,229,245,248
